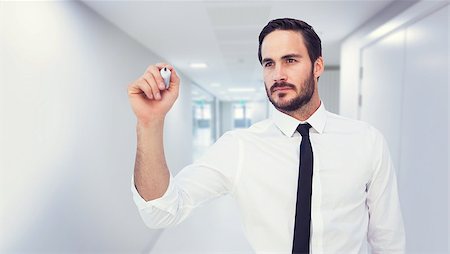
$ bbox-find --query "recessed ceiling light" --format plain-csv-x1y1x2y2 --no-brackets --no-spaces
228,88,256,93
210,82,221,87
189,62,207,69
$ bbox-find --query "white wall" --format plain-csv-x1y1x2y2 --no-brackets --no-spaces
339,0,418,118
360,30,406,171
0,1,192,253
219,101,234,136
318,68,340,114
397,6,448,252
341,1,449,253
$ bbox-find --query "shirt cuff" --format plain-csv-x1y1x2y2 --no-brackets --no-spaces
130,173,178,215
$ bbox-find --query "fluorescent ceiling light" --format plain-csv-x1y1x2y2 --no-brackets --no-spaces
228,88,256,93
210,82,221,87
189,62,207,68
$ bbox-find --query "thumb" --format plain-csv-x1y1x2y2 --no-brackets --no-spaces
168,68,180,90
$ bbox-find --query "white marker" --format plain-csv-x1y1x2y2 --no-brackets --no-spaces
160,67,171,89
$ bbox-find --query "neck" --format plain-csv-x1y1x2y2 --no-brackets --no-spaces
282,96,321,122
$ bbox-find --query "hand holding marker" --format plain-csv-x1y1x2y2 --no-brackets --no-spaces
127,63,180,122
160,67,171,89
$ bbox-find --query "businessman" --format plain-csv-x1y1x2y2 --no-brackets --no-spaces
127,18,405,254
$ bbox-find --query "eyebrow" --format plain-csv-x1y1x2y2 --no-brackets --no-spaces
262,54,302,64
281,54,302,60
261,57,273,65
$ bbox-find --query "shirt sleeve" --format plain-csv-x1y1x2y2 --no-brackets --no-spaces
366,128,406,254
131,131,241,229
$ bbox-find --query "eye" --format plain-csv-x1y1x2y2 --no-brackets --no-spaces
286,58,297,63
264,61,274,68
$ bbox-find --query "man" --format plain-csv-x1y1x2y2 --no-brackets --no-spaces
127,18,405,254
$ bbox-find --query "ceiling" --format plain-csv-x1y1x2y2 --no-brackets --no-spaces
83,0,395,101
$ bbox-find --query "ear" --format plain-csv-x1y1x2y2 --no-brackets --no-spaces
313,56,324,79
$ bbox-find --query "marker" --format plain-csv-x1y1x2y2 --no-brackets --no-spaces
160,67,171,89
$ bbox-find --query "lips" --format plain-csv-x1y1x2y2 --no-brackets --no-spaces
270,82,296,94
272,86,293,93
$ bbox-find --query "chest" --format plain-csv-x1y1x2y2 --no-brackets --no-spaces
234,134,373,210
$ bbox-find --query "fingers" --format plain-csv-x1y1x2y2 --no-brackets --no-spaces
143,71,162,100
169,68,180,87
146,65,166,90
128,63,180,100
128,78,153,99
149,63,181,94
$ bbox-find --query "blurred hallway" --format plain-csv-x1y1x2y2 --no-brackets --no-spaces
0,1,448,253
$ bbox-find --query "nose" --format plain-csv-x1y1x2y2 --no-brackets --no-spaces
273,64,287,83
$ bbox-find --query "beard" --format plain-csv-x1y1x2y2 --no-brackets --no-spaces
265,70,315,112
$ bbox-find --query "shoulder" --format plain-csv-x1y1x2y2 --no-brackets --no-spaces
325,112,387,150
326,112,381,136
226,119,279,139
325,113,391,173
196,121,274,166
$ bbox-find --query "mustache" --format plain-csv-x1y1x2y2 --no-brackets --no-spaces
270,81,296,93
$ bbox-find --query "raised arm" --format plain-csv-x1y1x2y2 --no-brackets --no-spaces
127,63,180,201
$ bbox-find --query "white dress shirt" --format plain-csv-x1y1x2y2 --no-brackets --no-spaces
132,103,405,254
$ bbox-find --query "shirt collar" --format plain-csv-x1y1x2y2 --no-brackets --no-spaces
271,102,327,137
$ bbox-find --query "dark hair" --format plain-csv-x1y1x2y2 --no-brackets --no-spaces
258,18,322,64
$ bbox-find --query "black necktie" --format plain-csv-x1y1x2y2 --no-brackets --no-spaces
292,123,313,254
